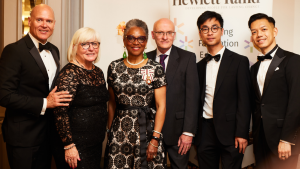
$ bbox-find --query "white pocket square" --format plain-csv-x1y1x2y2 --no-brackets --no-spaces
275,67,279,71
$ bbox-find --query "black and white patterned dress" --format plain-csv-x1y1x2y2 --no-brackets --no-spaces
106,58,167,169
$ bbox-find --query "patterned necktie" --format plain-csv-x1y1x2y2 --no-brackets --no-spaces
159,54,168,72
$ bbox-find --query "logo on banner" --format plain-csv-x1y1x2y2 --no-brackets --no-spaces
141,69,154,85
244,39,253,53
174,18,194,51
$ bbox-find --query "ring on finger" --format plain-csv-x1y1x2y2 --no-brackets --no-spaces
153,155,156,158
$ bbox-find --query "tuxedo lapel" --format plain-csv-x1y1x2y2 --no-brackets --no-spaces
252,62,262,99
199,61,207,104
165,46,180,89
50,46,60,89
262,47,286,98
214,48,233,96
24,35,49,81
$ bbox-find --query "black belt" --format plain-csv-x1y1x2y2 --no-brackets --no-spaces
116,104,155,169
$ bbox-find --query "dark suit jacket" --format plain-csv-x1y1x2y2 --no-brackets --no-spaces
147,45,200,145
251,47,300,155
194,48,252,146
0,34,60,147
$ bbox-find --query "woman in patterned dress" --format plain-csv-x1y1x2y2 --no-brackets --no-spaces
106,19,167,169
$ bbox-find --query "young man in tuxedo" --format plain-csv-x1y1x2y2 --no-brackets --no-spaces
147,18,199,169
249,13,300,169
194,11,252,169
0,4,71,169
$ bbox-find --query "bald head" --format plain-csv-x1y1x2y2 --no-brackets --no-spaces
31,4,55,20
153,18,175,31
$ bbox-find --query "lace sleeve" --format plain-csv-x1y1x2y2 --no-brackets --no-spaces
53,66,79,146
152,64,167,89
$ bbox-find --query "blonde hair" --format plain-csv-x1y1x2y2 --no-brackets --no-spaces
67,27,101,63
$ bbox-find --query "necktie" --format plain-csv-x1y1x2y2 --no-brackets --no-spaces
39,43,52,52
205,53,221,62
159,54,168,72
257,55,272,61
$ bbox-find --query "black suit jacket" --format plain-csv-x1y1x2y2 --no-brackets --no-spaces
0,34,60,147
194,48,252,146
251,47,300,155
147,45,200,145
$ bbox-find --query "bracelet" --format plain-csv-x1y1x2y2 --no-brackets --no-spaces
149,141,158,148
64,144,76,150
106,127,110,133
151,136,160,141
153,130,162,135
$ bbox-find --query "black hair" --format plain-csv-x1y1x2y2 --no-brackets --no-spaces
123,19,149,39
248,13,275,29
197,11,224,30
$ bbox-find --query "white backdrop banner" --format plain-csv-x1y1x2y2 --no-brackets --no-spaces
169,0,273,64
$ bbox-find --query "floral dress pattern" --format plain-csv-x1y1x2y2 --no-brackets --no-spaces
107,58,167,169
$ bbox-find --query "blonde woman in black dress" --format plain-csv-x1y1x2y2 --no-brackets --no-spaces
53,27,108,169
106,19,167,169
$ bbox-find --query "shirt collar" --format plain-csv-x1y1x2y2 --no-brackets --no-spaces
156,46,172,58
208,46,225,62
28,33,48,50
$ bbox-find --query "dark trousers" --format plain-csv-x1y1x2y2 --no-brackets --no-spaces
6,141,52,169
254,121,298,169
197,118,244,169
164,143,190,169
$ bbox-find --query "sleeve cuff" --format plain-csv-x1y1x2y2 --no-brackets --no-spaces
280,140,295,145
40,98,47,115
183,132,194,137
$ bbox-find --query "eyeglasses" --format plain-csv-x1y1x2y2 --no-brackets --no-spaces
200,26,222,34
154,31,175,37
125,35,147,43
80,42,100,50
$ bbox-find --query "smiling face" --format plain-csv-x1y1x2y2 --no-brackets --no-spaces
76,38,99,63
28,5,55,44
124,27,147,58
199,18,223,48
152,19,175,54
250,18,278,54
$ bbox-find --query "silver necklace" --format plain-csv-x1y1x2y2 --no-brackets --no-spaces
75,59,94,71
126,58,145,66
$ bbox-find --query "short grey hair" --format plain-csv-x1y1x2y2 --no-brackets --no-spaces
123,19,149,39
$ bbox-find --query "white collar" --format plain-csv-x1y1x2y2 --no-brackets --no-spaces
28,33,49,50
156,46,172,57
207,46,225,62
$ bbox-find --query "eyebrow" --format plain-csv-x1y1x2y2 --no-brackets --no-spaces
202,24,219,28
251,25,267,31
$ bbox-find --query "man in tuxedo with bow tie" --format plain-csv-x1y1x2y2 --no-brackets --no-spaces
147,18,199,169
194,11,252,169
249,13,300,169
0,4,72,169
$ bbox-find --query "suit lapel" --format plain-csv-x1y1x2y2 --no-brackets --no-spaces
214,48,233,96
252,62,262,99
147,50,157,62
199,61,207,104
165,46,180,89
25,35,49,81
50,47,60,89
262,47,286,98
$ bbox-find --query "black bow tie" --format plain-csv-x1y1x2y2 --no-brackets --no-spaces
39,43,51,52
205,53,221,62
257,55,272,61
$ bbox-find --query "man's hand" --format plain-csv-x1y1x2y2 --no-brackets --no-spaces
47,86,72,108
178,134,193,155
235,137,248,154
278,141,291,160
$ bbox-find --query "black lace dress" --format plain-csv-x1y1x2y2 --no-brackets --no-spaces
53,63,109,169
106,58,167,169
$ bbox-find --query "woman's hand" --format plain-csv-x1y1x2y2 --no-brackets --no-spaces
146,139,158,162
65,144,80,168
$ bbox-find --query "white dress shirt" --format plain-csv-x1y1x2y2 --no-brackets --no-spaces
155,46,194,137
155,47,172,72
29,33,57,115
257,47,278,95
203,46,226,119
